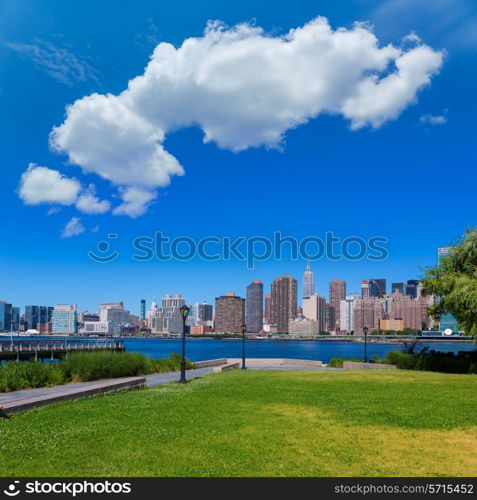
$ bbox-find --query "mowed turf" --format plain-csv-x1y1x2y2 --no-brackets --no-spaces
1,370,476,477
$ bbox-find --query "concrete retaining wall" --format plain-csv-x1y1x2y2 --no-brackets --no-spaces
226,358,323,367
343,362,397,370
213,362,240,373
194,358,227,368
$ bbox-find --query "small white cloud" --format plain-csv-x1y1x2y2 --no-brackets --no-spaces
75,184,110,214
7,39,99,86
19,163,81,205
112,187,157,218
61,217,85,238
47,207,62,215
420,113,447,125
91,225,100,233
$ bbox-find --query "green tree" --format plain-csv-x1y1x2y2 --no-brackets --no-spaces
421,228,477,339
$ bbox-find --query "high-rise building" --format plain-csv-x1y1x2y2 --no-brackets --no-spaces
302,260,315,299
11,307,20,331
191,302,213,326
99,302,131,324
51,305,78,334
0,301,12,332
246,280,263,333
302,293,326,332
361,280,369,298
353,297,385,333
325,303,335,331
391,282,405,295
140,299,146,321
270,274,297,333
150,295,186,335
214,293,245,333
288,317,320,335
340,294,360,332
329,278,346,329
264,294,272,324
405,280,418,299
389,294,423,330
369,279,386,298
25,306,53,330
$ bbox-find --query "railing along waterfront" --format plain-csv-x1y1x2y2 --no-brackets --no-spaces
0,339,125,361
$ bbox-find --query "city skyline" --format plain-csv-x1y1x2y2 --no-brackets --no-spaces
0,264,439,317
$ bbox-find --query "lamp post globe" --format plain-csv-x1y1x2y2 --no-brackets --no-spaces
241,323,247,370
363,326,369,363
179,305,190,384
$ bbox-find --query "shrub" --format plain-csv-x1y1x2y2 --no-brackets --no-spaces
383,349,477,374
0,352,196,392
328,357,362,368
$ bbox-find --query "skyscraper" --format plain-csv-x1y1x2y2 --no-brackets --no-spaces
369,279,386,298
140,299,146,321
150,295,186,335
270,274,297,333
214,293,245,333
0,301,12,332
51,305,78,334
405,280,418,299
191,302,213,326
340,294,360,332
302,293,326,332
361,280,369,298
246,280,264,333
264,294,272,324
391,282,405,294
329,278,346,329
302,260,315,299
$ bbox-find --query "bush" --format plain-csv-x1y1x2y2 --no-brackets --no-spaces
0,362,66,392
328,357,362,368
382,349,477,374
0,352,196,392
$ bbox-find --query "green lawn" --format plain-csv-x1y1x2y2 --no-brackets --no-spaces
1,370,476,477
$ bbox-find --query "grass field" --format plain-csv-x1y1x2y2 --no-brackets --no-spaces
1,370,476,477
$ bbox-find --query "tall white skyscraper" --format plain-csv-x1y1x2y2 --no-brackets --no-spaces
149,294,186,335
302,260,315,299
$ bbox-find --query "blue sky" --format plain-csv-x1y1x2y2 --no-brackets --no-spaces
1,0,476,315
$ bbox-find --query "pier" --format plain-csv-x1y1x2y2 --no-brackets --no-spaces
0,339,125,362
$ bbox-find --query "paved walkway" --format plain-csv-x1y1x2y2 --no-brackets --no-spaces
0,362,339,409
0,367,215,406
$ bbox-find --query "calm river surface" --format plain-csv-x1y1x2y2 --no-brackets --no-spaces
5,337,475,364
121,338,474,363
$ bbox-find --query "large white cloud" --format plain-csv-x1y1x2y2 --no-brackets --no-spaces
19,163,81,205
29,17,445,218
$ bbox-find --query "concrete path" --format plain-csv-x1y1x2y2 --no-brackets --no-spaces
0,367,216,407
0,361,340,414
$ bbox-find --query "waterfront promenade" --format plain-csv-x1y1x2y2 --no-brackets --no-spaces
0,359,336,416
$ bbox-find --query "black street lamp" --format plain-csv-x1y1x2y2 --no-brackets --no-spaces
241,323,247,369
363,326,368,363
179,305,190,383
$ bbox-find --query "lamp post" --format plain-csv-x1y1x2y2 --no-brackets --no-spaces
179,304,190,383
363,326,368,363
241,323,247,369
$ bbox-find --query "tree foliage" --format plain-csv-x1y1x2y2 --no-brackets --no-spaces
421,228,477,339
